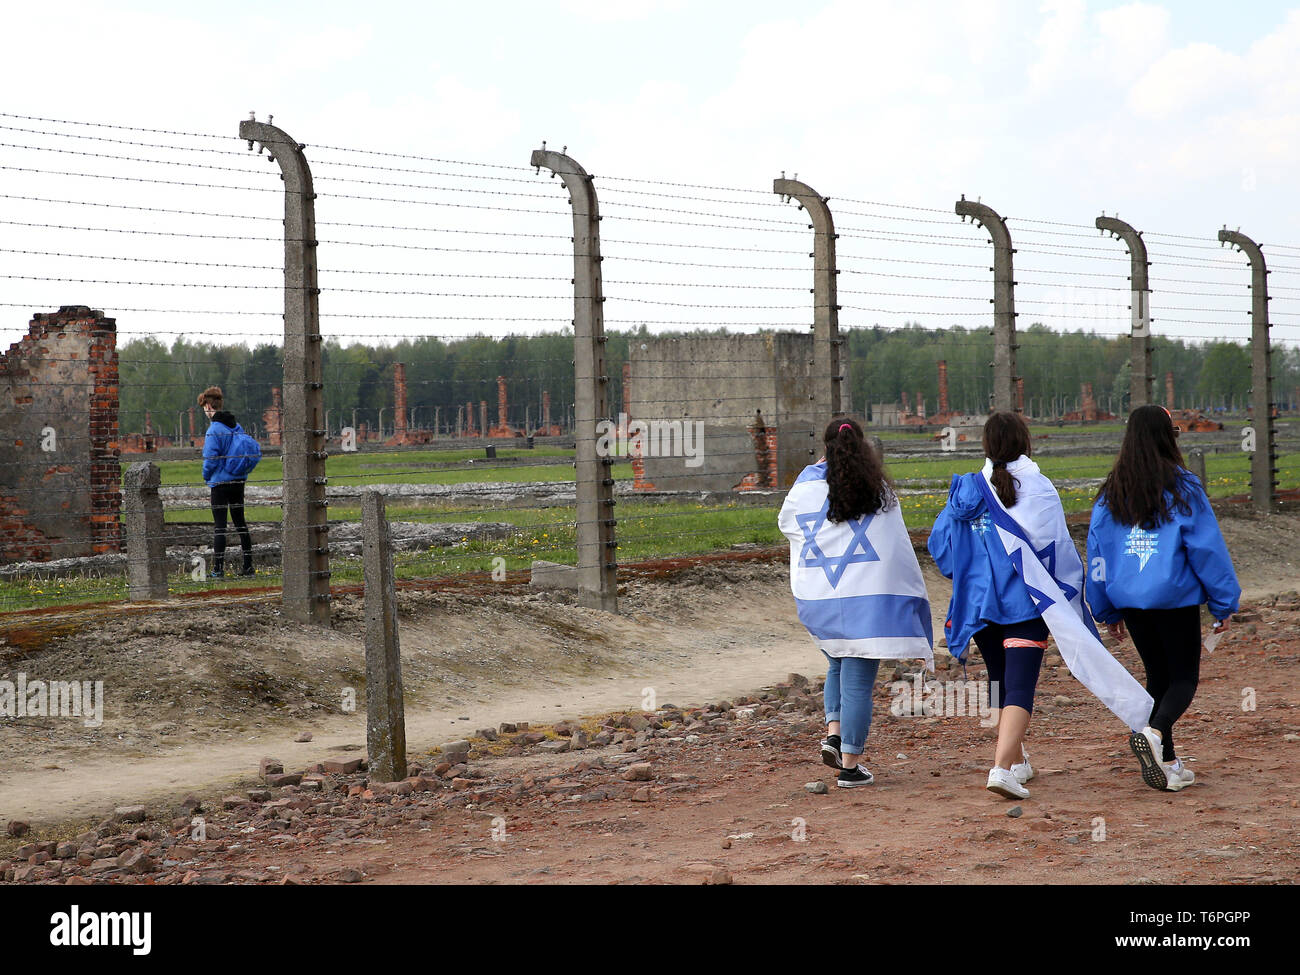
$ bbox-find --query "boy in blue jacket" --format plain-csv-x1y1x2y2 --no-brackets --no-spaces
1087,405,1240,792
199,385,255,579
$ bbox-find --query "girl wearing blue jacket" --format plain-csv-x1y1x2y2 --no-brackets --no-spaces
1087,405,1240,793
928,412,1056,800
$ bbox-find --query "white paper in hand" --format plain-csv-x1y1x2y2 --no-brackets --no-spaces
1204,627,1224,653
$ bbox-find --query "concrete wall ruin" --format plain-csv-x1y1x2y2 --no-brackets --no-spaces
627,333,818,491
0,306,121,563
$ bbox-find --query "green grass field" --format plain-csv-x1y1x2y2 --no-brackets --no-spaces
2,434,1296,614
156,445,576,489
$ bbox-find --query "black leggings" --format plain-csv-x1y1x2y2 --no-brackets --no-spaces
211,480,252,563
1122,605,1201,762
973,617,1049,713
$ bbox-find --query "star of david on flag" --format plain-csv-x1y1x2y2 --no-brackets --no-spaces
969,465,1154,732
795,500,879,587
1009,547,1056,612
1032,539,1078,602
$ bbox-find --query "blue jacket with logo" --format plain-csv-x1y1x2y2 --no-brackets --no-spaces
202,412,249,486
927,472,1042,660
1086,470,1240,624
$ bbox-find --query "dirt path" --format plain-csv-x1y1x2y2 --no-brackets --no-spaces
0,559,837,825
5,589,1297,885
1,508,1297,854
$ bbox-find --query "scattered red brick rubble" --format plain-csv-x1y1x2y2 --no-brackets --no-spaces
3,590,1297,885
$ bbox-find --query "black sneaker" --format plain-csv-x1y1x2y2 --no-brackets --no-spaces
209,570,225,581
837,765,874,788
821,735,843,770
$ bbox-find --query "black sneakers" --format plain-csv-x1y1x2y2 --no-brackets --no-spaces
821,735,843,770
822,735,874,787
837,765,874,788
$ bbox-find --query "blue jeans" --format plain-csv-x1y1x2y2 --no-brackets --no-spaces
822,653,880,755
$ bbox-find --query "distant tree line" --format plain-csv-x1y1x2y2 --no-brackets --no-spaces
116,323,1300,437
844,323,1299,418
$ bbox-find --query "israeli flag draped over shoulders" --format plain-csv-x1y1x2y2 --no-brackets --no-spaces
974,456,1153,733
778,462,934,669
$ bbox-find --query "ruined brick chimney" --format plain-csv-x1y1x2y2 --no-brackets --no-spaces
1016,377,1025,414
392,363,409,443
937,360,949,415
1166,371,1175,411
1081,382,1097,422
263,386,283,447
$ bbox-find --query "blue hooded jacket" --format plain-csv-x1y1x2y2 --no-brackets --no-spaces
927,472,1042,660
1086,470,1240,624
202,411,249,486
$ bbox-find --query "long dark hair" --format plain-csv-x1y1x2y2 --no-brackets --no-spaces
824,416,893,521
983,411,1032,508
1099,405,1192,528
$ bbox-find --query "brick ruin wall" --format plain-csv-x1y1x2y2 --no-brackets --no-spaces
0,307,121,563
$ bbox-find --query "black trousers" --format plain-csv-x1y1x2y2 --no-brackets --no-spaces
211,480,252,567
973,617,1050,713
1122,605,1202,762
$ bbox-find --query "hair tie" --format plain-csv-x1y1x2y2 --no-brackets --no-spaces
992,460,1008,469
838,423,853,434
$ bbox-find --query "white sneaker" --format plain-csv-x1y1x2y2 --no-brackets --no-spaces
1163,758,1194,791
1129,726,1168,792
986,766,1029,800
1010,745,1034,784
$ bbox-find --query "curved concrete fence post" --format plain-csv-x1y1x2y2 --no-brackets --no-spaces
530,147,617,613
1218,227,1277,514
956,196,1018,413
1096,216,1153,410
774,177,842,419
239,118,330,624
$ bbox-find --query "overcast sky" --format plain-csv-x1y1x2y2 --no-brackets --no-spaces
3,0,1299,350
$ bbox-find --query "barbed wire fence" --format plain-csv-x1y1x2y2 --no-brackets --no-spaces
0,111,1296,617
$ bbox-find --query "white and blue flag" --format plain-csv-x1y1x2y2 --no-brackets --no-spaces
973,457,1154,733
778,463,934,667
